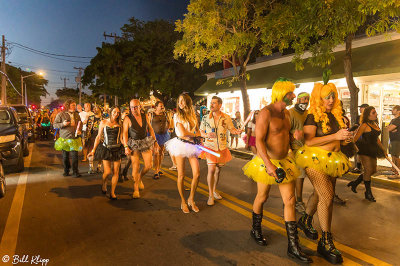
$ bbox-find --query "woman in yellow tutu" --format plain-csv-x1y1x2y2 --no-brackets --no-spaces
296,72,353,264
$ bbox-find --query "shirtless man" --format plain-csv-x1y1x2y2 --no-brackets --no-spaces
122,99,159,198
243,79,312,263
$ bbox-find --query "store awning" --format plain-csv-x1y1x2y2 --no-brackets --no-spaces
195,39,400,96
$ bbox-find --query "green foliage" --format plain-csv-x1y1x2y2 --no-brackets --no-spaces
83,18,211,103
4,64,48,105
322,69,332,85
269,0,400,70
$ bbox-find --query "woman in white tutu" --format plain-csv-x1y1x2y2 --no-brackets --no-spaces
165,93,202,213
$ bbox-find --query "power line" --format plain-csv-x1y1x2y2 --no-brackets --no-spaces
7,41,93,59
9,44,90,63
8,61,78,74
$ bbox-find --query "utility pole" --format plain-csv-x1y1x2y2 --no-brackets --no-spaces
60,76,69,89
24,83,27,106
1,35,6,105
104,32,121,106
74,67,83,105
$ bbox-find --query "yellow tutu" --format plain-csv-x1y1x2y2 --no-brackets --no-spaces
295,145,349,177
242,155,299,185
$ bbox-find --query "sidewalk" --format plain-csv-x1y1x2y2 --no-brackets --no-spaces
229,141,400,190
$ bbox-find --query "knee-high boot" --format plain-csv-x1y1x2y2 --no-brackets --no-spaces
364,181,376,202
285,221,313,263
251,212,267,246
347,174,363,193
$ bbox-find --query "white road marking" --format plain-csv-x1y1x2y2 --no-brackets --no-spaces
0,144,33,260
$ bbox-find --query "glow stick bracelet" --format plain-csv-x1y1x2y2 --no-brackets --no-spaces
197,145,221,157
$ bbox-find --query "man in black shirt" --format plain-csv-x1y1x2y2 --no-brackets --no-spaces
387,105,400,174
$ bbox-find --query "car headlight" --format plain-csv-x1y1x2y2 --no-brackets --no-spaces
0,134,16,143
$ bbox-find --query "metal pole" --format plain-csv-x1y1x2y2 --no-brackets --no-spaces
25,83,27,106
21,75,24,104
1,35,6,105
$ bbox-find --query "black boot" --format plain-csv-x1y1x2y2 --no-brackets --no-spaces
317,231,343,264
364,181,376,202
250,212,267,246
285,221,313,263
347,174,363,193
298,213,318,240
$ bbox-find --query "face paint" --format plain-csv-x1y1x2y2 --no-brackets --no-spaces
324,92,335,100
283,96,293,106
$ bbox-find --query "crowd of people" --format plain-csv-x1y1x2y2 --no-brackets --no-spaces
44,74,400,264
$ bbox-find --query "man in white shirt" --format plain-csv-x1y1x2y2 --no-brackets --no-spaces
79,103,94,161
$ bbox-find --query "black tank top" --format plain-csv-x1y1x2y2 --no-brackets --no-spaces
152,113,168,135
128,113,148,140
304,112,340,137
103,126,121,148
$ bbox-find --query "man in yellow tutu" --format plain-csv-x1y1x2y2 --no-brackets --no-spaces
242,78,312,263
295,71,352,264
53,99,83,177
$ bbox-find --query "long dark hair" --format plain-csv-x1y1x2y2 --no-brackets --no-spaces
361,106,378,124
109,106,122,125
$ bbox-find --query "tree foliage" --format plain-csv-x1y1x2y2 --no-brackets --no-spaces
4,64,48,105
175,0,273,116
83,18,211,105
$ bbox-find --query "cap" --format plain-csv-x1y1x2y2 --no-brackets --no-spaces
359,104,369,108
297,92,310,98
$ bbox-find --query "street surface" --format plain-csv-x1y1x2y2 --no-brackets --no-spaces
0,141,399,265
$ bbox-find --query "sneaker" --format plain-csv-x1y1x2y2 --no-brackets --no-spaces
295,201,306,213
169,166,177,171
333,194,346,205
213,191,222,200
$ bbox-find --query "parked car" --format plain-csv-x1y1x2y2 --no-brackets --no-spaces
0,106,28,172
11,104,35,143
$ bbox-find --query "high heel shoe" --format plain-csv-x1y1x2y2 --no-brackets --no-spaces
109,195,117,200
181,203,190,214
188,201,199,213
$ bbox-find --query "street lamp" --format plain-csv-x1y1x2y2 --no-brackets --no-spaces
21,72,44,105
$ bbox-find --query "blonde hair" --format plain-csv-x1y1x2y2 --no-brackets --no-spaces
271,79,296,104
177,93,198,132
308,83,346,134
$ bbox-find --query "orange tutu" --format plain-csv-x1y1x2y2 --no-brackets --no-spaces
199,148,232,165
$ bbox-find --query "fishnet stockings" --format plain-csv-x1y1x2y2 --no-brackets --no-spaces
305,168,335,232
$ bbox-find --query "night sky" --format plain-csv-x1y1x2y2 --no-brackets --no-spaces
0,0,189,105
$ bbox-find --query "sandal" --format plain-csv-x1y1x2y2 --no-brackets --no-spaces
188,201,199,213
181,203,190,214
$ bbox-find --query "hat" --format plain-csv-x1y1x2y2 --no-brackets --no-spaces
359,104,369,108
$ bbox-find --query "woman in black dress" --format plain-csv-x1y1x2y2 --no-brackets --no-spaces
88,106,123,200
347,106,385,202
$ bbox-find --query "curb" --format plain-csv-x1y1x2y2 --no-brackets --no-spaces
230,148,400,191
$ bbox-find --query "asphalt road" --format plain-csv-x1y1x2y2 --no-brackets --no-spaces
0,141,399,265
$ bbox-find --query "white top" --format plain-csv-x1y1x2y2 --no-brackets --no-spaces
79,111,94,131
174,113,194,138
248,121,256,132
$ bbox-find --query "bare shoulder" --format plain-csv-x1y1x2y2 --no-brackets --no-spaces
259,106,271,118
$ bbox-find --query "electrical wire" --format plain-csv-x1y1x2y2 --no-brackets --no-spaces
8,61,78,74
10,44,91,63
8,41,93,59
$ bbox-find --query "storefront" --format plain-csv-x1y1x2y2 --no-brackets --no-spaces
197,33,400,123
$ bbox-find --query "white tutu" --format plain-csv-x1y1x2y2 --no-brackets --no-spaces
165,137,201,158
